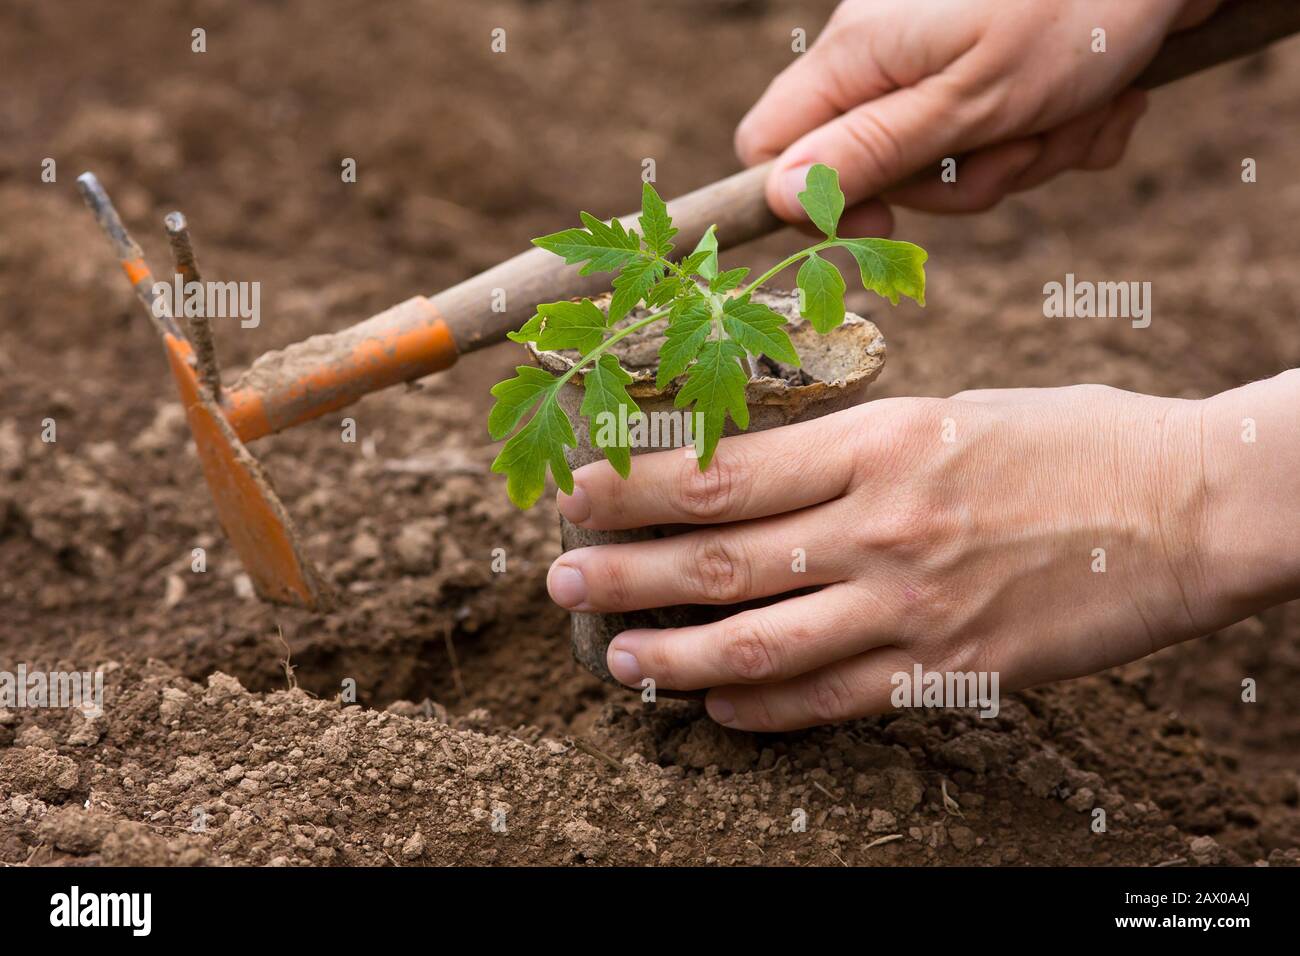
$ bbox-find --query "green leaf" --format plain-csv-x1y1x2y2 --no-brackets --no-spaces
580,354,642,478
677,249,712,278
722,296,800,366
645,274,684,308
690,225,719,280
609,256,664,321
674,339,749,468
487,366,558,440
710,267,749,294
835,237,928,306
533,212,641,274
639,182,677,258
797,164,845,239
507,298,609,353
490,393,576,509
655,296,712,389
796,253,846,333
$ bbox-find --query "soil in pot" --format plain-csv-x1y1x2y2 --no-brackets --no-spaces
529,287,887,691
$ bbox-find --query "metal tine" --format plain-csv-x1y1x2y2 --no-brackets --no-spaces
164,211,222,400
75,172,189,344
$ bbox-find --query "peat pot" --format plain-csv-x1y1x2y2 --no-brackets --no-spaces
530,288,886,694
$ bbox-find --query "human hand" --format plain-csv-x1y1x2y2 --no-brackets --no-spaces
735,0,1222,232
546,376,1300,731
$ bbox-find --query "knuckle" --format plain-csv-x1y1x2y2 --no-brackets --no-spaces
597,554,637,610
688,534,749,604
676,451,744,521
963,79,1017,132
747,691,780,732
841,109,906,184
853,398,939,475
806,668,856,724
637,633,680,687
719,618,781,682
868,494,943,556
1069,383,1120,402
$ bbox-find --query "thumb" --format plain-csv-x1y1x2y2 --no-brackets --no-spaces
767,79,971,223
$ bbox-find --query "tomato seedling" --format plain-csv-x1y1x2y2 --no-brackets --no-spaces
489,164,928,508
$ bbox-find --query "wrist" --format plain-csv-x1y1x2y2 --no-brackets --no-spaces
1195,369,1300,624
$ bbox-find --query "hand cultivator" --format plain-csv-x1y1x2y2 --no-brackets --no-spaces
77,1,1300,612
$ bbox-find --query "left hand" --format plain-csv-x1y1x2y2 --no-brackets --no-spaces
546,384,1219,731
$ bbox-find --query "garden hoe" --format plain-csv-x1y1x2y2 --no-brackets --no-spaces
77,0,1300,611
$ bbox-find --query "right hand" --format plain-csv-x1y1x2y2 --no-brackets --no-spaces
735,0,1222,233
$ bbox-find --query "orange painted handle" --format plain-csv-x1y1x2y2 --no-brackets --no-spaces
222,296,458,442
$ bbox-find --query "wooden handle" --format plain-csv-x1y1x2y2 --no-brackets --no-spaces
1135,0,1300,89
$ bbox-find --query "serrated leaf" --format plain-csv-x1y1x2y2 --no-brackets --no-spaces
609,255,665,321
645,274,683,308
796,253,846,333
640,182,677,258
722,296,800,366
836,237,928,306
490,394,576,509
507,298,609,353
797,164,845,239
533,213,641,274
690,225,719,280
655,297,712,389
677,249,712,278
674,339,749,468
487,366,558,440
580,354,642,478
710,267,750,294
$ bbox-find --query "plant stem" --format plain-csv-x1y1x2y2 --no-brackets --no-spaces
651,252,694,283
738,238,835,299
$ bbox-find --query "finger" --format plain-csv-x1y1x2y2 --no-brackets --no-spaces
766,79,971,223
881,136,1043,214
549,504,851,613
1006,100,1117,192
735,49,867,166
1172,0,1222,31
606,583,890,691
734,15,900,165
735,12,977,167
1078,89,1147,171
705,646,914,731
949,387,1046,405
557,410,859,530
1007,90,1146,193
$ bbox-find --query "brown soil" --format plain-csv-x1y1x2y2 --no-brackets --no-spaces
1,0,1297,866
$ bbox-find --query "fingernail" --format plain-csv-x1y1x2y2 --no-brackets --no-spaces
707,694,736,726
547,563,588,609
777,163,814,219
557,484,591,524
607,640,643,685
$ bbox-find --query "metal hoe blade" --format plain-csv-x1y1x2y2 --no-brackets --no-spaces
76,173,334,610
